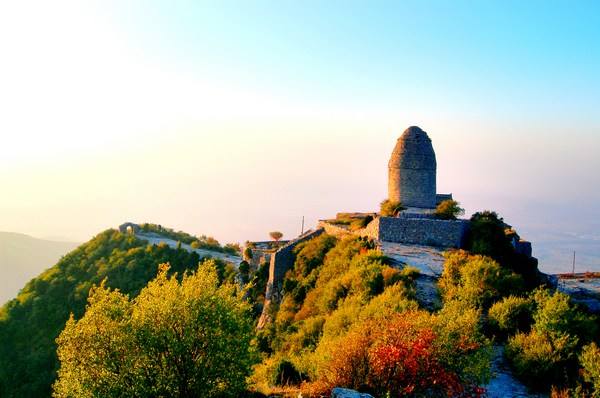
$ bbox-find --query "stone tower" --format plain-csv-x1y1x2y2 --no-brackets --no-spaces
388,126,437,208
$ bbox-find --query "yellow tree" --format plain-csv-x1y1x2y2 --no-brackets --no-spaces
53,260,257,398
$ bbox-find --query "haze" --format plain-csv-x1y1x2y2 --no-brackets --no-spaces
1,1,599,273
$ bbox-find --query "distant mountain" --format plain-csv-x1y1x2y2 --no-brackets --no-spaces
0,232,78,304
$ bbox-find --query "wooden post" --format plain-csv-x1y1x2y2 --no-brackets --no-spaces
301,216,305,235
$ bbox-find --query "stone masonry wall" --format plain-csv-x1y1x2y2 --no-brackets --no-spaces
378,217,468,248
317,221,350,238
258,228,324,328
318,219,381,241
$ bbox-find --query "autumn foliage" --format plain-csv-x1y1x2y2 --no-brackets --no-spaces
312,312,487,397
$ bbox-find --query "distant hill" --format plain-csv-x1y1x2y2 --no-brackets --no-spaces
0,232,78,304
0,227,236,398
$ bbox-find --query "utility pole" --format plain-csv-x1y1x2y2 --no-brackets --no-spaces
301,216,305,235
572,251,576,276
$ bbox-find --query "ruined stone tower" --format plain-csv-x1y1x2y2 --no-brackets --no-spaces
388,126,437,208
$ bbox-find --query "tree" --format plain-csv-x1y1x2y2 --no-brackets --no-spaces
269,231,284,242
53,261,257,398
243,246,253,261
434,199,465,220
0,229,203,398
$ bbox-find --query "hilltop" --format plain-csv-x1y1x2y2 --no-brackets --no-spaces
0,225,240,398
0,232,78,304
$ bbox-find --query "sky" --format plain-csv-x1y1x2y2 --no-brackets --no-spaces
0,1,599,273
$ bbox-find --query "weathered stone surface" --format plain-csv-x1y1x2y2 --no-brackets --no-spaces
330,387,374,398
388,126,437,208
380,242,446,276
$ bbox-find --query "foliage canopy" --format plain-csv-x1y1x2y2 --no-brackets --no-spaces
53,261,257,398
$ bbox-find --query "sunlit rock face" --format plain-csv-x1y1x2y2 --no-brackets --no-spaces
388,126,437,208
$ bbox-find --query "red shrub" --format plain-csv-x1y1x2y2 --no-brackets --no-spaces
369,327,463,397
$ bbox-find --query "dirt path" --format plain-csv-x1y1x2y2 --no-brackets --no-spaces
136,233,242,265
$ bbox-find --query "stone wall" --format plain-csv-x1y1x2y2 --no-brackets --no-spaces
378,217,468,248
257,228,324,328
319,216,465,248
318,221,350,238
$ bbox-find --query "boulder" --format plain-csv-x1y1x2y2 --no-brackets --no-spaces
330,387,374,398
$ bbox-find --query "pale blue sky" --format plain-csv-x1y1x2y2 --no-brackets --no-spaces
0,1,599,272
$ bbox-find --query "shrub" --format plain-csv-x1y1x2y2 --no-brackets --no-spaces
488,296,534,338
310,311,489,397
438,250,524,309
293,234,337,278
274,359,305,387
434,199,465,220
369,328,463,397
380,199,405,217
580,342,600,396
382,265,420,288
532,289,598,343
349,216,374,231
506,331,577,390
504,289,597,391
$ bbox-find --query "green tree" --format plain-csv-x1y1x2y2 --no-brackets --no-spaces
434,199,465,220
53,261,257,398
243,246,253,261
466,211,512,258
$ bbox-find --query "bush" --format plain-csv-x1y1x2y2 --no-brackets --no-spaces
504,289,598,391
309,311,489,397
380,199,405,217
438,250,524,309
293,234,337,278
465,211,513,259
488,296,534,338
532,289,598,343
434,199,465,220
506,331,577,390
382,266,420,288
349,216,374,231
580,342,600,396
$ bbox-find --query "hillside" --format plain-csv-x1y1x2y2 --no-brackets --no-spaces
0,232,78,304
0,227,238,398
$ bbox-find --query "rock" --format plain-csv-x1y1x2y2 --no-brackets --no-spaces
331,387,374,398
